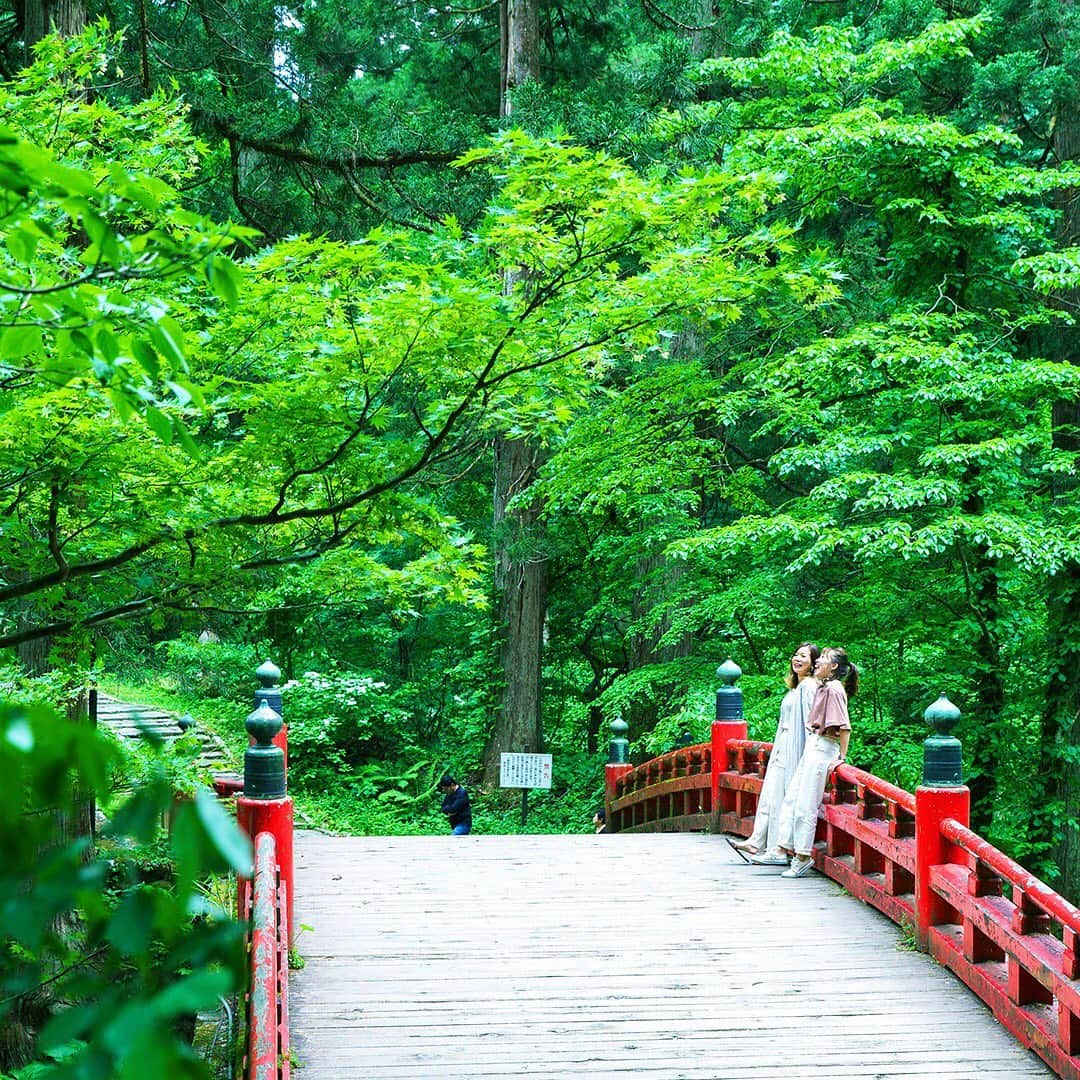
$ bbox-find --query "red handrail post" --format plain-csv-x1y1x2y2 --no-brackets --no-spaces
238,795,295,950
914,783,969,948
711,659,747,827
605,764,633,829
914,694,967,949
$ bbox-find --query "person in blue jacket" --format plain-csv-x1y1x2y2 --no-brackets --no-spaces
437,774,472,835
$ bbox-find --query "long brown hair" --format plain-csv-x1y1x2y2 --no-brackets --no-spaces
784,642,821,690
825,646,859,698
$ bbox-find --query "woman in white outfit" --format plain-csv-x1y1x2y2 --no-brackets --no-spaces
729,643,819,860
771,646,858,878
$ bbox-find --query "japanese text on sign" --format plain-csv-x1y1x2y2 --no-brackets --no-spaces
499,753,553,790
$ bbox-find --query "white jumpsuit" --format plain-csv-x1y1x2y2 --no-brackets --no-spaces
744,677,818,853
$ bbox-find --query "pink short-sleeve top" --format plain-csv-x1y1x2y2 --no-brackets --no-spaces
808,678,851,735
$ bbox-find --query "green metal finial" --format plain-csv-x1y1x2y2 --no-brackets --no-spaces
255,659,281,689
924,694,961,734
254,658,283,720
715,658,744,723
608,714,629,765
247,701,282,745
922,694,963,787
244,701,285,798
716,658,742,686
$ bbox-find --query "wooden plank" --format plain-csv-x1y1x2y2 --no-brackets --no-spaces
289,833,1053,1078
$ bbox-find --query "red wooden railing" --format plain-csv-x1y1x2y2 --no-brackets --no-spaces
239,832,291,1080
228,663,294,1080
607,744,713,831
609,734,1080,1080
931,818,1080,1076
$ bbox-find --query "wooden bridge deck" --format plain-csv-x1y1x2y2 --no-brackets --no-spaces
290,832,1053,1079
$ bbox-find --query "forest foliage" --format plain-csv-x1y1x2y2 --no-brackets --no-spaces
1,0,1079,1070
2,0,1078,862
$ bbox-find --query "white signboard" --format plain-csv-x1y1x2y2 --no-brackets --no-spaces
499,753,553,790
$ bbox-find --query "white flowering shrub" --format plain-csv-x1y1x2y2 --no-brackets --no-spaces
282,669,409,788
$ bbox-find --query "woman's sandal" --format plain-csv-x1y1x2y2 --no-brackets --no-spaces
725,836,754,863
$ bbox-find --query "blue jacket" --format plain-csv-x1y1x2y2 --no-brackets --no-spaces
440,785,472,830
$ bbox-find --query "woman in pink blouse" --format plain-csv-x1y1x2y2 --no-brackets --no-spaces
772,646,859,878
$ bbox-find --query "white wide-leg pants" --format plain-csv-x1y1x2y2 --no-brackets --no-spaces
775,734,840,856
745,754,794,853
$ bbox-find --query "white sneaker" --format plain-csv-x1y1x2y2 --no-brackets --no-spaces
780,856,815,878
748,850,789,866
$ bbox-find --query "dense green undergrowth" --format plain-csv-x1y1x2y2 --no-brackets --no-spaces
294,780,602,836
101,640,609,837
0,695,250,1078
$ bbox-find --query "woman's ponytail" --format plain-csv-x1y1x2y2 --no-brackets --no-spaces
830,647,859,699
843,662,859,699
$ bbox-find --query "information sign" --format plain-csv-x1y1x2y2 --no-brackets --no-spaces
499,753,553,790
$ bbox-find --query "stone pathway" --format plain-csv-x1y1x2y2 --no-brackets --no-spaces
94,691,238,774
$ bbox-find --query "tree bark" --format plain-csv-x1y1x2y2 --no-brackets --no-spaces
626,552,692,734
689,0,717,59
962,546,1004,830
483,437,548,785
482,0,547,790
15,0,94,848
500,0,539,117
21,0,85,58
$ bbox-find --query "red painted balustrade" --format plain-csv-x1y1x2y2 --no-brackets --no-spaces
815,763,918,928
610,734,1080,1079
928,818,1080,1079
712,738,775,833
239,832,291,1080
607,744,714,832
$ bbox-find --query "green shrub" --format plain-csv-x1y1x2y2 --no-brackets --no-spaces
156,637,269,702
0,698,250,1076
0,662,80,711
294,789,444,835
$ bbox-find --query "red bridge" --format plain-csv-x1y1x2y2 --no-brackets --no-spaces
227,661,1074,1079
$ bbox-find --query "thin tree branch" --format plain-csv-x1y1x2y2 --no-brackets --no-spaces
198,114,461,172
0,596,161,648
47,483,68,579
640,0,716,32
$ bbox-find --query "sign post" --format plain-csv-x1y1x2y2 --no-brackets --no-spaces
499,753,553,827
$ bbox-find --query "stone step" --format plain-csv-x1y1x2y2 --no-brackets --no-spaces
95,693,237,771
